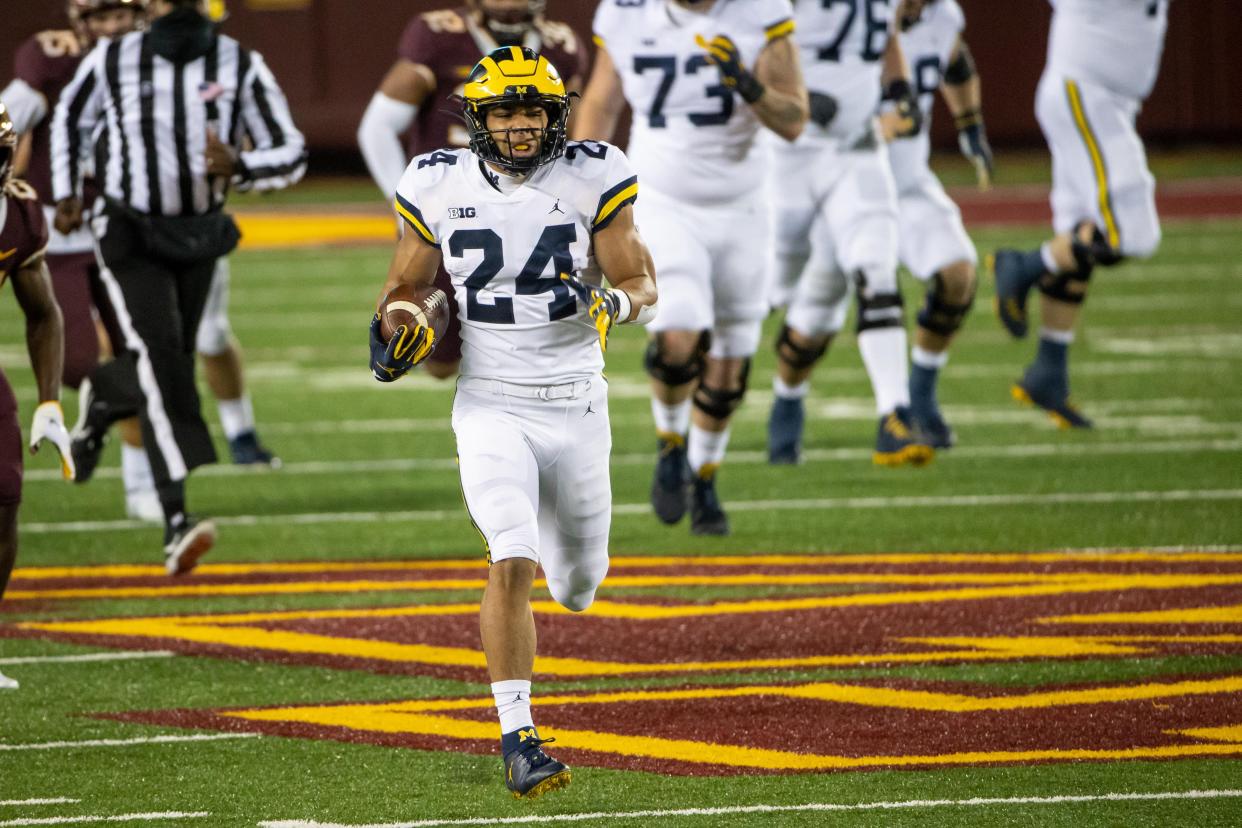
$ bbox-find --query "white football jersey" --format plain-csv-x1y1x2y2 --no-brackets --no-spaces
1047,0,1169,101
790,0,901,146
594,0,795,205
888,0,965,188
393,142,638,385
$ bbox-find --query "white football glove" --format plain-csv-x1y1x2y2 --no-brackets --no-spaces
30,401,76,481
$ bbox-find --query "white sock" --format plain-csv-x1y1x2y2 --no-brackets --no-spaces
911,346,949,370
1040,242,1059,273
773,376,809,399
492,679,534,734
859,327,910,416
688,424,730,476
651,398,691,438
121,443,154,496
1039,327,1075,345
217,396,255,440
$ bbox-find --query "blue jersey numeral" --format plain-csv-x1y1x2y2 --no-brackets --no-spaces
633,54,736,128
818,0,890,63
450,225,580,324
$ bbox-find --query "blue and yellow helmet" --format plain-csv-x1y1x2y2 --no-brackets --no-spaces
462,46,570,173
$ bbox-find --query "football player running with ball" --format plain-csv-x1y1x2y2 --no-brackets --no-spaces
573,0,808,535
991,0,1167,428
763,0,933,467
368,48,656,798
883,0,992,448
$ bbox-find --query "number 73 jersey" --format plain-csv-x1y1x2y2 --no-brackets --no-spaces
594,0,796,205
393,143,638,386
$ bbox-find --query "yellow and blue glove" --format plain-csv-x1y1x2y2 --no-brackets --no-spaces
560,273,628,353
882,78,924,138
695,34,765,104
369,312,435,382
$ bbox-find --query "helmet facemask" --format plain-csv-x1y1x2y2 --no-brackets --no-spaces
466,94,568,174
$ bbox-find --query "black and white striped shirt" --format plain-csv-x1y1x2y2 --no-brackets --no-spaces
51,30,306,216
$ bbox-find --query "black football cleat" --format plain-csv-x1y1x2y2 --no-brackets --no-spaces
650,434,690,524
909,405,957,450
164,516,217,576
1012,375,1093,430
229,430,281,468
991,249,1041,339
767,396,805,464
69,384,112,484
504,737,571,800
689,467,730,536
873,407,934,467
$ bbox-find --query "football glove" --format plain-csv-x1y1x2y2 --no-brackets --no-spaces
369,312,435,382
560,273,628,354
882,79,923,138
695,34,765,104
29,401,75,481
956,110,994,190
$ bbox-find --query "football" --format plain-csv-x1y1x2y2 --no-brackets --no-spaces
379,283,450,343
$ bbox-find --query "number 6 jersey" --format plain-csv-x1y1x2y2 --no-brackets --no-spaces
594,0,795,206
393,142,638,386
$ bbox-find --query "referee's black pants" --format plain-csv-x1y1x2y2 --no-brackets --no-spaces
89,202,219,493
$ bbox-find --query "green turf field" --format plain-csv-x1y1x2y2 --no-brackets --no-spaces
0,187,1240,826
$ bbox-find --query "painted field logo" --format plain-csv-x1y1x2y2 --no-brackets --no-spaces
5,552,1242,775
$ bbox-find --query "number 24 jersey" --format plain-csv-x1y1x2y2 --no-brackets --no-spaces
393,143,638,386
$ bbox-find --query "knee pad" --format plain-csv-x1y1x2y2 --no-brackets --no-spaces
692,359,751,420
644,331,709,386
916,271,976,337
775,323,828,369
1073,221,1124,267
1038,236,1093,304
853,271,905,334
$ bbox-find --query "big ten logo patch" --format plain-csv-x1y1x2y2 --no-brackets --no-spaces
448,207,477,219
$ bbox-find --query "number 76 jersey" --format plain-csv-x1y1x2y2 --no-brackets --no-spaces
393,143,639,386
595,0,795,205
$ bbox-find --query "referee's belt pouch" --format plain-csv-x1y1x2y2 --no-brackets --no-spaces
119,204,240,264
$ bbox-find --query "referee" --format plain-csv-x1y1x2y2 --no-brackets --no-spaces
51,0,306,573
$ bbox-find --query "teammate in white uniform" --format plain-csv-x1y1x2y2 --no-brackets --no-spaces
764,0,931,467
574,0,807,535
885,0,992,447
991,0,1167,428
369,47,656,798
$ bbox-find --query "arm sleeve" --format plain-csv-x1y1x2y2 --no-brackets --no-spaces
235,50,308,192
591,146,638,233
49,46,104,202
0,79,48,135
357,92,417,200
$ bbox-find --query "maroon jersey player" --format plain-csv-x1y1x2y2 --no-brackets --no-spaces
357,0,589,379
0,104,72,690
2,0,145,390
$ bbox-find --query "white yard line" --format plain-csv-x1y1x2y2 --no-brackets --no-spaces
0,814,209,827
257,788,1242,828
22,436,1242,484
0,652,176,666
0,733,259,752
21,488,1242,535
0,803,79,809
